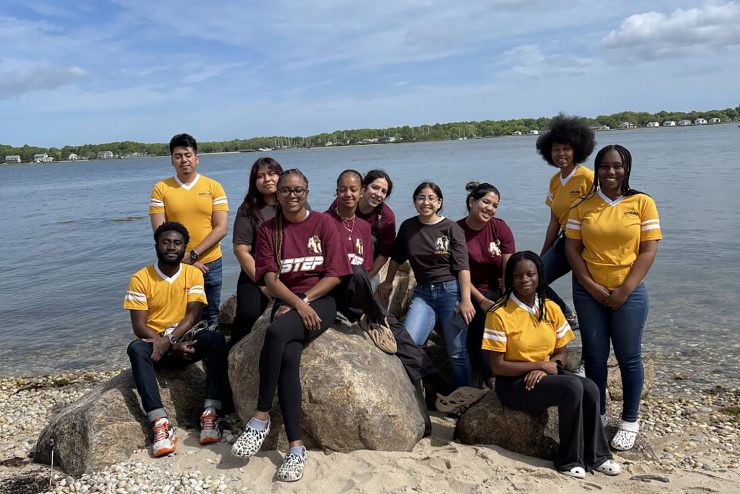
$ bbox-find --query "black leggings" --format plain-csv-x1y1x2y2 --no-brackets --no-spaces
232,270,270,346
257,295,336,442
467,289,500,383
495,372,612,471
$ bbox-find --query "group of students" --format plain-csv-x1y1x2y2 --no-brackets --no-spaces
125,115,661,482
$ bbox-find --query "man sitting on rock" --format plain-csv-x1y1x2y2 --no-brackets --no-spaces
124,221,229,457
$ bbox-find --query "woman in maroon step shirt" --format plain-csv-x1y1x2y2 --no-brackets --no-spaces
230,169,351,482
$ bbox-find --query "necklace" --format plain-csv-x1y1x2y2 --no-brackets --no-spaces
336,208,355,240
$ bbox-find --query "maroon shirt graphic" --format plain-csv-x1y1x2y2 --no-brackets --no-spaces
255,211,352,294
456,217,516,293
325,208,374,271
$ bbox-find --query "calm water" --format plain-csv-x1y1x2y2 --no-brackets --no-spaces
2,124,739,381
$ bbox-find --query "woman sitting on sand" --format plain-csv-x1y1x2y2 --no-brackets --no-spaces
484,251,622,479
230,157,282,346
457,181,516,389
565,144,661,451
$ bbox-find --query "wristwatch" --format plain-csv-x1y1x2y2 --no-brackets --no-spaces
189,249,199,263
167,334,177,345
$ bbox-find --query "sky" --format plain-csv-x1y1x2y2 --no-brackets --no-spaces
2,0,739,147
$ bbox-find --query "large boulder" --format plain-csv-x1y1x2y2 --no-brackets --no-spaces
228,314,427,452
34,366,206,477
454,391,559,459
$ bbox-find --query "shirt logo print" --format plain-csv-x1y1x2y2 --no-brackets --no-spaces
307,235,323,255
433,235,450,254
355,238,364,256
488,240,501,257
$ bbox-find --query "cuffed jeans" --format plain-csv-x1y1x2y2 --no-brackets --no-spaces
127,330,228,422
202,257,223,325
405,279,472,387
542,234,574,317
573,280,648,421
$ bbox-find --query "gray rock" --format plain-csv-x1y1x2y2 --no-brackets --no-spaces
228,314,427,452
34,366,206,476
219,293,237,328
454,391,559,460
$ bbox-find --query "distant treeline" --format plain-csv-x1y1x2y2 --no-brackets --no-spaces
3,105,738,163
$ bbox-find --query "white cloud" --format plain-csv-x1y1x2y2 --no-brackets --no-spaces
0,61,88,99
495,44,593,79
602,1,740,60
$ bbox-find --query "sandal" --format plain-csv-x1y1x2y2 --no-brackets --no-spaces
559,466,585,479
610,420,639,451
435,386,485,413
231,417,270,459
359,315,397,354
277,446,307,482
595,459,622,476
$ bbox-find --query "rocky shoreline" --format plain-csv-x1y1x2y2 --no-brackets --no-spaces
1,365,738,494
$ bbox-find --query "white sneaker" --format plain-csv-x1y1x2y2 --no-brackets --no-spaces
559,466,585,479
595,459,622,476
277,446,307,482
231,418,270,458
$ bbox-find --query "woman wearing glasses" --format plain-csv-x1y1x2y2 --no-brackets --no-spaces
231,169,351,482
378,182,477,391
231,157,283,346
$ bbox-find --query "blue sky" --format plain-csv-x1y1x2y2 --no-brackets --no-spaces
2,0,739,147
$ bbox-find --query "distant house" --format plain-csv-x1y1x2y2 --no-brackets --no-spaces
597,125,610,131
33,153,54,163
5,155,21,164
97,151,114,159
694,118,708,125
511,130,522,136
528,129,539,135
646,122,660,128
709,117,721,124
678,120,692,126
662,120,676,127
618,122,636,129
68,153,79,160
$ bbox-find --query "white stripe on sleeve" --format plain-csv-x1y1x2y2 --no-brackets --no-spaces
483,328,507,343
125,290,147,303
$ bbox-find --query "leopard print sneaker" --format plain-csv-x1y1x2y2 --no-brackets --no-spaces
231,418,270,459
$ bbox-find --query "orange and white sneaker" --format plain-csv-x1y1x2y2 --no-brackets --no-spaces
152,417,176,457
200,408,222,444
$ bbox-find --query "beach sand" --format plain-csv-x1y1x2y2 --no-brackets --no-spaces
1,370,738,494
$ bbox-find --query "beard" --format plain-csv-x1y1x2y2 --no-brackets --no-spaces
156,247,185,266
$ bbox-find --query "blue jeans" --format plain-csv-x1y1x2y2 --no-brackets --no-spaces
202,257,223,325
542,234,574,317
405,280,472,387
573,280,648,421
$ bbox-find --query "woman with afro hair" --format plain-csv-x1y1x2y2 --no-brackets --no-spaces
535,114,596,331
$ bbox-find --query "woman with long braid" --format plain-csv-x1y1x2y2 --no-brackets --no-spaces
484,251,621,479
231,169,351,482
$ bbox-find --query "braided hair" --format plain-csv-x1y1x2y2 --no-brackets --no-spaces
272,168,309,280
576,144,646,206
362,169,393,233
489,251,550,322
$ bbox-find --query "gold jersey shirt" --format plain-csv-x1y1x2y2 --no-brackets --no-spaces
123,263,207,334
149,174,229,264
545,165,594,230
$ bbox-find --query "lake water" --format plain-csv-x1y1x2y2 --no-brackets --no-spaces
2,124,739,384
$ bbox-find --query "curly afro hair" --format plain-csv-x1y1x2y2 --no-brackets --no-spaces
536,114,596,167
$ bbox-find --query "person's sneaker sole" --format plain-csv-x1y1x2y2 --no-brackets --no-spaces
152,437,177,457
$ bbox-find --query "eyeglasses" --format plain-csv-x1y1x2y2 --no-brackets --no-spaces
414,195,439,203
279,187,308,197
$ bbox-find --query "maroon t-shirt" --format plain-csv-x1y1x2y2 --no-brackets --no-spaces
392,217,469,284
255,211,352,294
324,208,374,271
329,199,396,257
232,202,277,249
456,217,516,293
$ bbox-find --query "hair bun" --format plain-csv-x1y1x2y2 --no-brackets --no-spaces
465,181,480,192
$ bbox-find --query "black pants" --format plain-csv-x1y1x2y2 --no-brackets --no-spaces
257,295,337,442
127,330,228,422
232,270,270,346
467,289,500,384
336,266,445,387
495,372,612,471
